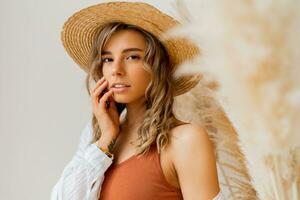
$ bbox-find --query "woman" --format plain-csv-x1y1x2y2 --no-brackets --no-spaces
51,2,222,200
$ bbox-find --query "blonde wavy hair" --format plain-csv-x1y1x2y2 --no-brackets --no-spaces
86,21,183,156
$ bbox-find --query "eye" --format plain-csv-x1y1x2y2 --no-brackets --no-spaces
127,55,141,60
102,57,113,63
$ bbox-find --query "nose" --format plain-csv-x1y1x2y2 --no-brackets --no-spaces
111,58,125,76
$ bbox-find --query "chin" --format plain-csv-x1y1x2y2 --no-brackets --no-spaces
113,95,131,103
113,92,145,105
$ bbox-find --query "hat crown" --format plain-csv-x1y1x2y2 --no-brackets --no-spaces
61,1,201,96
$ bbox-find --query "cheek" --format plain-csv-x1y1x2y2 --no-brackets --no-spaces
102,66,108,77
131,67,151,89
102,66,112,82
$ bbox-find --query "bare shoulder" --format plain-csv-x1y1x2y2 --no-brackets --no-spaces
169,123,213,151
168,123,220,199
168,122,216,166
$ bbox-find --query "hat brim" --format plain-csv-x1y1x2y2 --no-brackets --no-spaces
61,1,201,96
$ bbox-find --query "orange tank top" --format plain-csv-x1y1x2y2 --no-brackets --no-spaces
99,143,183,200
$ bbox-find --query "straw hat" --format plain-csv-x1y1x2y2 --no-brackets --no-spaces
61,1,202,96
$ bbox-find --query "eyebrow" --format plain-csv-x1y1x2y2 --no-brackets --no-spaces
101,48,144,55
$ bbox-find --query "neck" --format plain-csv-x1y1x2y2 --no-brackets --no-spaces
125,100,146,126
120,97,146,131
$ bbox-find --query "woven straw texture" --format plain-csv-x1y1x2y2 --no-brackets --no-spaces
61,1,202,96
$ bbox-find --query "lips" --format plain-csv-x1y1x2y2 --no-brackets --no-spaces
112,85,130,88
111,86,130,93
111,83,130,88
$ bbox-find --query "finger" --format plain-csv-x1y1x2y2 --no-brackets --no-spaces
91,77,105,94
93,80,109,98
108,96,117,110
91,81,108,106
99,89,114,109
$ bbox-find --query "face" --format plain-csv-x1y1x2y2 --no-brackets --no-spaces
101,29,151,104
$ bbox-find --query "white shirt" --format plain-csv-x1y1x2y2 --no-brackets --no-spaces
50,120,222,200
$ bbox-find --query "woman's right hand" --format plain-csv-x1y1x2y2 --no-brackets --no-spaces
91,77,121,146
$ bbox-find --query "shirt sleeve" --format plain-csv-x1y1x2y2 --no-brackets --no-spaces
50,119,113,200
